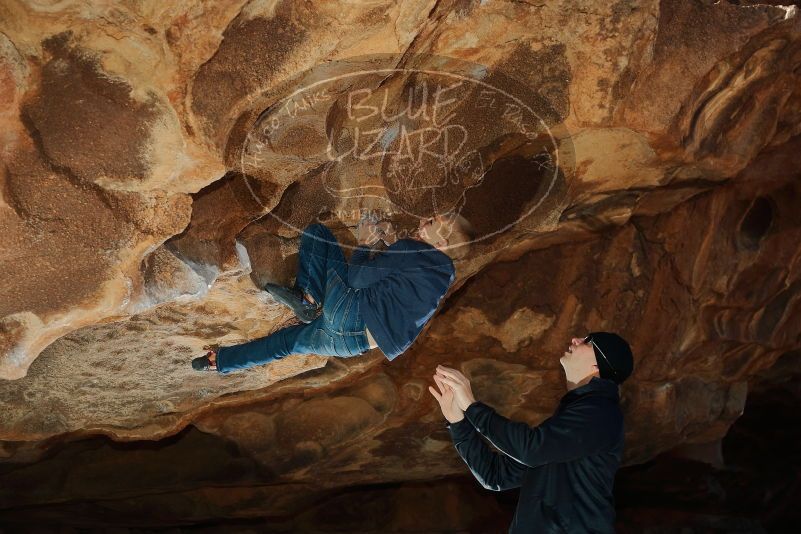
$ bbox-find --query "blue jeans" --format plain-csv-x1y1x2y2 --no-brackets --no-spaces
215,224,371,374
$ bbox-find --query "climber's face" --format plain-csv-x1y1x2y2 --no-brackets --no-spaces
417,215,450,248
560,336,600,383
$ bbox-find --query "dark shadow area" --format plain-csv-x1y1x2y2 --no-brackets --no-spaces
737,195,775,250
2,349,800,532
615,349,801,533
460,150,557,242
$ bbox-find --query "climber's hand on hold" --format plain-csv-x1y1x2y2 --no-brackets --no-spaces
377,221,397,246
357,220,382,246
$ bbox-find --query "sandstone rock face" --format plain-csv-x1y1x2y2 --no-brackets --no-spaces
1,0,800,529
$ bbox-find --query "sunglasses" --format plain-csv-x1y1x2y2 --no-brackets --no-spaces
583,335,618,379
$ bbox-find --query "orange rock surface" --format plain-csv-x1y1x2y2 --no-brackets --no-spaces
1,0,800,529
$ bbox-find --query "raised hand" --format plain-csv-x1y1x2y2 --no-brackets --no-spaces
429,374,464,423
376,220,398,246
435,365,476,411
357,220,382,246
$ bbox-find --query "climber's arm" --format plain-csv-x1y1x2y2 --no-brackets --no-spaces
348,241,412,289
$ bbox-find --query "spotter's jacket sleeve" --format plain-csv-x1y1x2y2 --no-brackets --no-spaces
446,417,526,491
463,399,622,468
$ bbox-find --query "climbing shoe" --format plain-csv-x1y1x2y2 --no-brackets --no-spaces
263,283,320,324
192,350,217,371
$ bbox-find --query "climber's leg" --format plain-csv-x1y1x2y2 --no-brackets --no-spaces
319,265,371,356
215,316,331,373
294,223,348,306
213,310,370,374
212,224,370,374
215,260,371,373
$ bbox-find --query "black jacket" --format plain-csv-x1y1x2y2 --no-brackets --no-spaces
447,377,624,533
350,239,455,360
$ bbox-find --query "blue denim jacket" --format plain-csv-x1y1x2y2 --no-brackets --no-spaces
349,239,455,360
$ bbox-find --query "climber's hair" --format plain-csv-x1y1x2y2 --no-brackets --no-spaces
444,213,475,260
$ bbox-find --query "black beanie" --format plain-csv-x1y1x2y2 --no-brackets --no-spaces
588,331,634,384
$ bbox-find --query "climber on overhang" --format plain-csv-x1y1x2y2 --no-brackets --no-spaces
430,332,634,534
191,211,475,373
